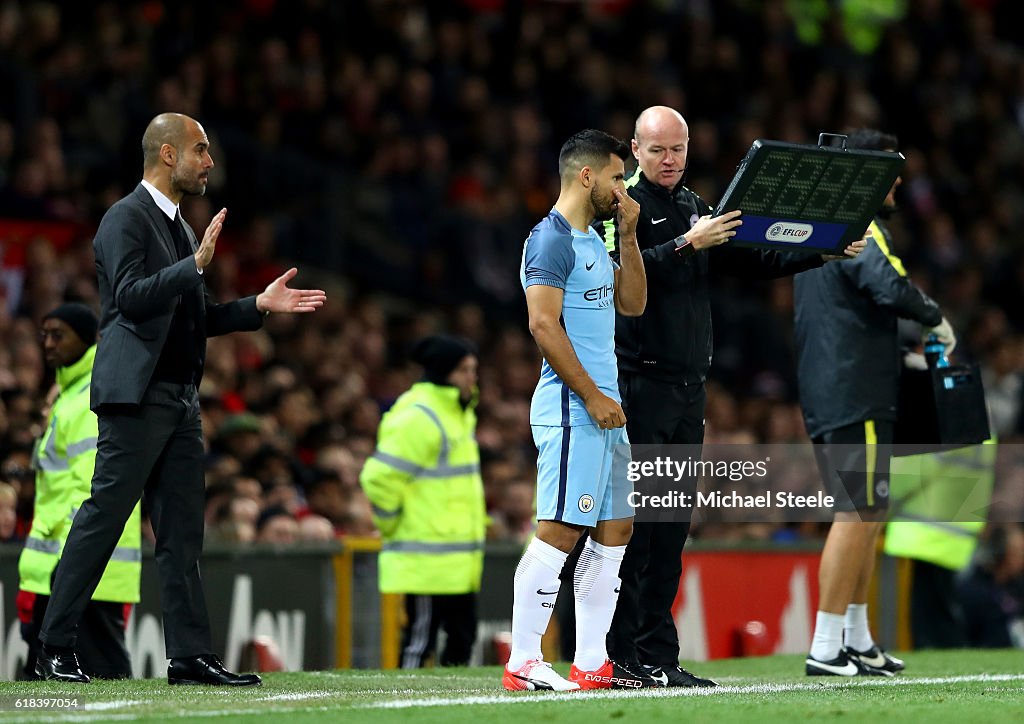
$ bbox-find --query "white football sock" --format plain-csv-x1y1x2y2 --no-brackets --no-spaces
508,537,568,670
572,538,626,672
844,603,875,651
809,611,845,661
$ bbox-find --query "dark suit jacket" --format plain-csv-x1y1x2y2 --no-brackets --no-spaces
91,184,264,409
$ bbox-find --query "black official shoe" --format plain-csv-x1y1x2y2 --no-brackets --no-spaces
609,659,664,689
806,649,892,677
844,645,905,673
570,659,664,689
168,654,262,686
642,662,718,687
34,645,90,683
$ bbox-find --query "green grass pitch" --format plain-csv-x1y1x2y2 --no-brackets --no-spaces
0,650,1021,723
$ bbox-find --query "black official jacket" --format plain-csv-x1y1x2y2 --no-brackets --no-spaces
793,218,942,438
599,168,824,384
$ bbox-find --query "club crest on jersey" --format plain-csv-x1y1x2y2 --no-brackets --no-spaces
578,494,595,513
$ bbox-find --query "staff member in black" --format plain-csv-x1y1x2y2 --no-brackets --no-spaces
593,106,862,687
34,113,326,684
797,129,953,676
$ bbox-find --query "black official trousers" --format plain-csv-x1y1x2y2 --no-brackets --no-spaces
400,592,477,668
560,373,705,665
41,382,212,659
23,594,131,679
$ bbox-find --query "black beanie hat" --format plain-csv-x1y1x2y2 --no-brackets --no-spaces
411,335,477,385
43,303,98,345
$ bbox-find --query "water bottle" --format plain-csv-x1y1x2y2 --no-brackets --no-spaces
924,333,949,369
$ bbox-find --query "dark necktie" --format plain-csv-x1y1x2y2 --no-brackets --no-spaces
170,210,192,260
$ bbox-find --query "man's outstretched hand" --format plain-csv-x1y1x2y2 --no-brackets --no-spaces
255,268,327,314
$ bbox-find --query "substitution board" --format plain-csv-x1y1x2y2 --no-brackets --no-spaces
713,136,905,255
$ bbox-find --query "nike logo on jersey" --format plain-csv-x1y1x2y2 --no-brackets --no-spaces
585,261,596,271
537,589,558,596
652,218,667,225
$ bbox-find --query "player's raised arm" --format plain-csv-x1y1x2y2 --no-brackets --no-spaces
612,187,646,316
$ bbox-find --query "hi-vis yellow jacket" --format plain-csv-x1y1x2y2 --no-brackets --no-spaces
18,345,141,603
360,382,486,594
885,440,996,571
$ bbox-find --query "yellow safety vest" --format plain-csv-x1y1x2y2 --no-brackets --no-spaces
884,440,994,570
360,382,486,594
18,345,142,603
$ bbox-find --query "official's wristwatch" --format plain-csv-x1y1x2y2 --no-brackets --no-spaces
673,233,695,258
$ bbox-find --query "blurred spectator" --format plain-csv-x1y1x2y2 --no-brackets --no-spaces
489,480,534,544
981,336,1024,438
255,506,299,545
957,525,1024,648
304,471,350,534
215,414,266,464
0,481,18,542
297,514,337,543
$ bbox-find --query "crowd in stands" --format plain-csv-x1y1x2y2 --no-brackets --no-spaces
2,0,1024,549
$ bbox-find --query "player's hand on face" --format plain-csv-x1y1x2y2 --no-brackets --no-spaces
688,210,742,250
584,391,627,430
195,207,226,270
614,188,640,238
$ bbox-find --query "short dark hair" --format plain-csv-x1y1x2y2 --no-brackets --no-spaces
843,128,899,152
558,129,628,179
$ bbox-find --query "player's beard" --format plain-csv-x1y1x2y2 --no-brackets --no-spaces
591,183,617,221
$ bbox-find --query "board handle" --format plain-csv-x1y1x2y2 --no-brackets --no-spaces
817,133,848,149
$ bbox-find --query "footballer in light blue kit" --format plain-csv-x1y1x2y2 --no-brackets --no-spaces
504,130,652,693
520,209,632,524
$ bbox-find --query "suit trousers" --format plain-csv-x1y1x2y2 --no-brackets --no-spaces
40,381,211,658
23,594,131,679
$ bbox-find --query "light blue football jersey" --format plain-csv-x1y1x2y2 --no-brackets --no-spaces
520,208,619,427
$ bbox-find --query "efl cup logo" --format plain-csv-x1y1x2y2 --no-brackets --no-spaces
765,222,813,243
578,494,595,513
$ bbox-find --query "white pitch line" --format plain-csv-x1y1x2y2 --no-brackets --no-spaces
359,673,1024,710
79,700,144,711
253,691,335,702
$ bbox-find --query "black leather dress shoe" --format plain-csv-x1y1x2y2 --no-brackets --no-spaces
34,645,90,683
167,654,262,686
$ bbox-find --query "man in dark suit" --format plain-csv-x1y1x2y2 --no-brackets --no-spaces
34,113,326,685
